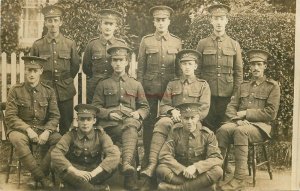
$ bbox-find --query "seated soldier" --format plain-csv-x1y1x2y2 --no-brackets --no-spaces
216,49,281,190
5,56,61,188
92,45,150,190
141,49,211,190
51,104,120,191
157,103,223,191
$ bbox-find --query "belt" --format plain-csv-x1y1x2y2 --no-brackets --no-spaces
42,72,72,81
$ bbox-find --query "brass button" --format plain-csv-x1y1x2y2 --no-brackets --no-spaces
217,74,221,77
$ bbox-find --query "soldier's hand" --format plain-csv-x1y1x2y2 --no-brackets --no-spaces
237,120,251,126
26,128,39,143
130,111,140,120
237,110,246,118
171,109,181,122
69,167,92,182
109,112,122,121
38,130,50,145
183,165,197,179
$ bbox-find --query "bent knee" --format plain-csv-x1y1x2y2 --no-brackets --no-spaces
207,166,223,182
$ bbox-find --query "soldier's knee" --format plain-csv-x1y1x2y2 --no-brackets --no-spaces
156,165,172,181
153,117,173,135
8,131,29,145
234,125,249,136
207,166,223,183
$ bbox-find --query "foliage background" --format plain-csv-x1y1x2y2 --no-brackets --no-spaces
0,0,296,167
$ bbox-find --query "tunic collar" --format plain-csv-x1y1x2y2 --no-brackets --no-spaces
210,33,228,42
190,122,202,138
111,73,129,82
77,128,95,140
46,33,62,43
180,75,197,84
25,82,42,93
154,31,171,41
251,76,266,86
99,34,116,45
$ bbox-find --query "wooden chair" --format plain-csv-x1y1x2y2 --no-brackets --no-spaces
222,140,273,187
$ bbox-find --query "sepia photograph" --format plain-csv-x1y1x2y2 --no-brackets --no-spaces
0,0,299,190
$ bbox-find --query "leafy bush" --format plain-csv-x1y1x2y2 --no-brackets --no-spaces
185,13,295,142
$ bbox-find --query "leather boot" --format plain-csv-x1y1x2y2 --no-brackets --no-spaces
141,132,166,178
220,177,247,191
61,172,109,191
122,127,138,175
157,182,180,191
124,175,138,191
20,154,45,181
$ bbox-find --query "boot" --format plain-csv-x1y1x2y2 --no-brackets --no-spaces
122,127,138,175
220,177,247,191
157,182,180,191
141,132,166,178
233,145,248,180
124,175,138,191
140,176,152,191
20,154,45,181
62,172,109,191
181,174,213,191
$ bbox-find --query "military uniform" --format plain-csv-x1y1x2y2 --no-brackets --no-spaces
196,4,243,132
93,45,149,190
141,50,211,181
83,9,126,103
5,56,61,187
51,104,120,191
30,5,80,135
157,103,223,191
216,49,281,190
137,6,182,164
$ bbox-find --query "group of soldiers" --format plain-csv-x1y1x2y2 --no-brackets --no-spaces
5,2,281,191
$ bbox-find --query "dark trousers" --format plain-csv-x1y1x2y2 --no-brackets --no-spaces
58,98,73,135
203,96,231,132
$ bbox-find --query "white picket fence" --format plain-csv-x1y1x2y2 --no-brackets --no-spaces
0,52,138,140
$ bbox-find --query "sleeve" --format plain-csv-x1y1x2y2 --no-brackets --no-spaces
224,85,241,121
193,133,223,174
232,42,243,96
42,88,60,131
82,42,93,77
136,82,150,119
198,81,211,120
98,132,121,173
246,83,281,122
30,42,39,56
92,82,110,119
70,40,80,78
195,40,204,78
158,131,186,175
137,38,146,83
159,82,175,115
50,132,73,173
5,87,30,132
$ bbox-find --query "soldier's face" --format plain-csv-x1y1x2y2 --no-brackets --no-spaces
25,67,43,86
180,60,197,76
111,57,128,74
250,61,267,78
182,114,200,133
210,15,228,33
45,17,62,34
153,17,170,33
100,20,118,36
77,116,96,134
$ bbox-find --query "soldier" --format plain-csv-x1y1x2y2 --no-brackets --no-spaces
196,3,243,132
92,45,149,190
5,56,61,188
137,5,182,168
30,4,80,135
156,103,223,191
51,104,120,191
140,49,211,190
216,49,281,190
83,9,126,104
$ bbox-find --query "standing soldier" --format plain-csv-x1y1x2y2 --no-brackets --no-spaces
137,5,182,168
140,49,211,190
93,45,149,190
51,104,120,191
83,9,126,104
156,103,223,191
30,4,80,135
5,56,61,188
196,3,243,132
216,50,280,190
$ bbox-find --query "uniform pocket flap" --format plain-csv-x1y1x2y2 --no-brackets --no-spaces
188,89,200,97
104,89,117,95
203,49,217,55
73,149,82,156
39,101,48,107
226,75,233,82
58,51,71,59
40,54,51,59
92,53,103,59
167,49,178,54
254,92,269,99
16,100,30,107
126,89,137,97
91,150,100,157
144,73,156,80
240,91,250,98
194,147,204,156
146,48,159,54
223,49,236,56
